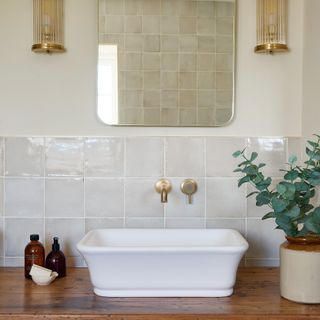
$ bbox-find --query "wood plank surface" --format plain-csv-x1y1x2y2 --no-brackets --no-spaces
0,267,319,320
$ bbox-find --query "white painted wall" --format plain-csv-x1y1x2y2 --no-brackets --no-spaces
302,0,320,143
0,0,304,137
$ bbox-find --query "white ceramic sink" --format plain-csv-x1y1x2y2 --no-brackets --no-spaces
77,228,248,297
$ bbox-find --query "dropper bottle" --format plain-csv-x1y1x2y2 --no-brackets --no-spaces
45,237,66,278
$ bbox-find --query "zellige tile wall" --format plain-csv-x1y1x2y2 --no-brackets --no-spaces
99,0,234,126
0,136,300,267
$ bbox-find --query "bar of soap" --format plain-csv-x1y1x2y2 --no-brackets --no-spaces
29,264,53,278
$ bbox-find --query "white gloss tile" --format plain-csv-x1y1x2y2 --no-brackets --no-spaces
246,138,287,177
4,257,23,267
165,218,205,228
85,138,124,177
67,256,85,267
5,137,44,177
125,218,164,228
125,137,164,177
85,218,124,232
0,220,3,256
288,137,301,164
206,178,246,218
245,258,279,267
246,218,285,259
45,178,84,218
0,178,3,216
206,218,246,236
45,218,85,257
125,179,164,217
165,137,205,177
46,138,84,177
0,138,3,176
5,178,44,218
5,218,44,256
206,137,246,177
85,178,124,217
165,178,205,218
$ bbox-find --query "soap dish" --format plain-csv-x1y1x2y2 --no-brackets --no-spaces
31,272,58,286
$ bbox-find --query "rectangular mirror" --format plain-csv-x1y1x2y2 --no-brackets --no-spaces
98,0,236,127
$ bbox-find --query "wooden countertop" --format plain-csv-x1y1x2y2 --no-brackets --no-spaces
0,267,319,320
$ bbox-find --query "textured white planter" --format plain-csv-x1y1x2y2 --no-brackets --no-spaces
280,237,320,304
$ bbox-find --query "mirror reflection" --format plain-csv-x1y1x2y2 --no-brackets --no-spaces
98,0,235,127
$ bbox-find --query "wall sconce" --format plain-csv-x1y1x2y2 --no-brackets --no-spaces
32,0,66,53
255,0,288,54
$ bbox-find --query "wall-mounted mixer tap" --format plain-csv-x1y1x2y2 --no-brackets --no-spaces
155,179,172,203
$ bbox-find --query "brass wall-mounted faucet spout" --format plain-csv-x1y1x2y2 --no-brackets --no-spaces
155,179,172,203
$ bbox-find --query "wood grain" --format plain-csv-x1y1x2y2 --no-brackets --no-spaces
0,267,319,320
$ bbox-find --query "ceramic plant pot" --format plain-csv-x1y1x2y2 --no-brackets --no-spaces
280,236,320,304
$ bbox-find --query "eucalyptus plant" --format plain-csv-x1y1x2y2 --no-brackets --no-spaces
233,135,320,237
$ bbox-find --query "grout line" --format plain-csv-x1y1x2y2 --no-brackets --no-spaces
43,137,46,251
163,137,167,228
123,137,127,228
2,138,5,266
204,137,207,227
82,138,86,235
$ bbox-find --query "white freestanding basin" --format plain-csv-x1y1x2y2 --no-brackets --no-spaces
77,229,248,297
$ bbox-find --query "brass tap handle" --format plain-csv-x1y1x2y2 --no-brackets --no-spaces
155,179,172,203
180,179,198,204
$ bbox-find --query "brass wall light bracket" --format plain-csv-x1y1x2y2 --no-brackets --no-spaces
32,0,66,54
255,0,289,54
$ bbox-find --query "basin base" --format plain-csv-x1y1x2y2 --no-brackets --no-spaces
93,288,233,298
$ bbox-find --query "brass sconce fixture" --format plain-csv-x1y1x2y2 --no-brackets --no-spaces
255,0,288,54
32,0,66,53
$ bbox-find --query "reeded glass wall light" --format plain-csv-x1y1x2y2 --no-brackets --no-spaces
32,0,66,53
255,0,288,53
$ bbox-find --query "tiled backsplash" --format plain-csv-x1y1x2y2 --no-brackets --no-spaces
0,136,300,267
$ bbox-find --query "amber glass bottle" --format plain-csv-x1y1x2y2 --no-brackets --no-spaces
46,237,66,278
24,234,45,279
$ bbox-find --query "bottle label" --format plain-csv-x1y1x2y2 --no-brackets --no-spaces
25,254,40,261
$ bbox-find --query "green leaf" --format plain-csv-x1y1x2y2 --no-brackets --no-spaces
300,204,314,214
276,184,286,195
305,159,316,166
284,170,299,181
284,206,300,219
307,140,318,148
242,166,258,175
305,218,320,234
306,147,320,161
238,160,251,167
238,176,250,187
294,182,309,192
308,178,320,186
312,208,320,223
233,168,243,173
271,197,288,213
288,155,298,166
232,150,242,158
256,191,272,206
258,163,266,169
250,152,258,162
256,177,271,191
275,215,292,230
262,212,276,220
246,191,259,198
